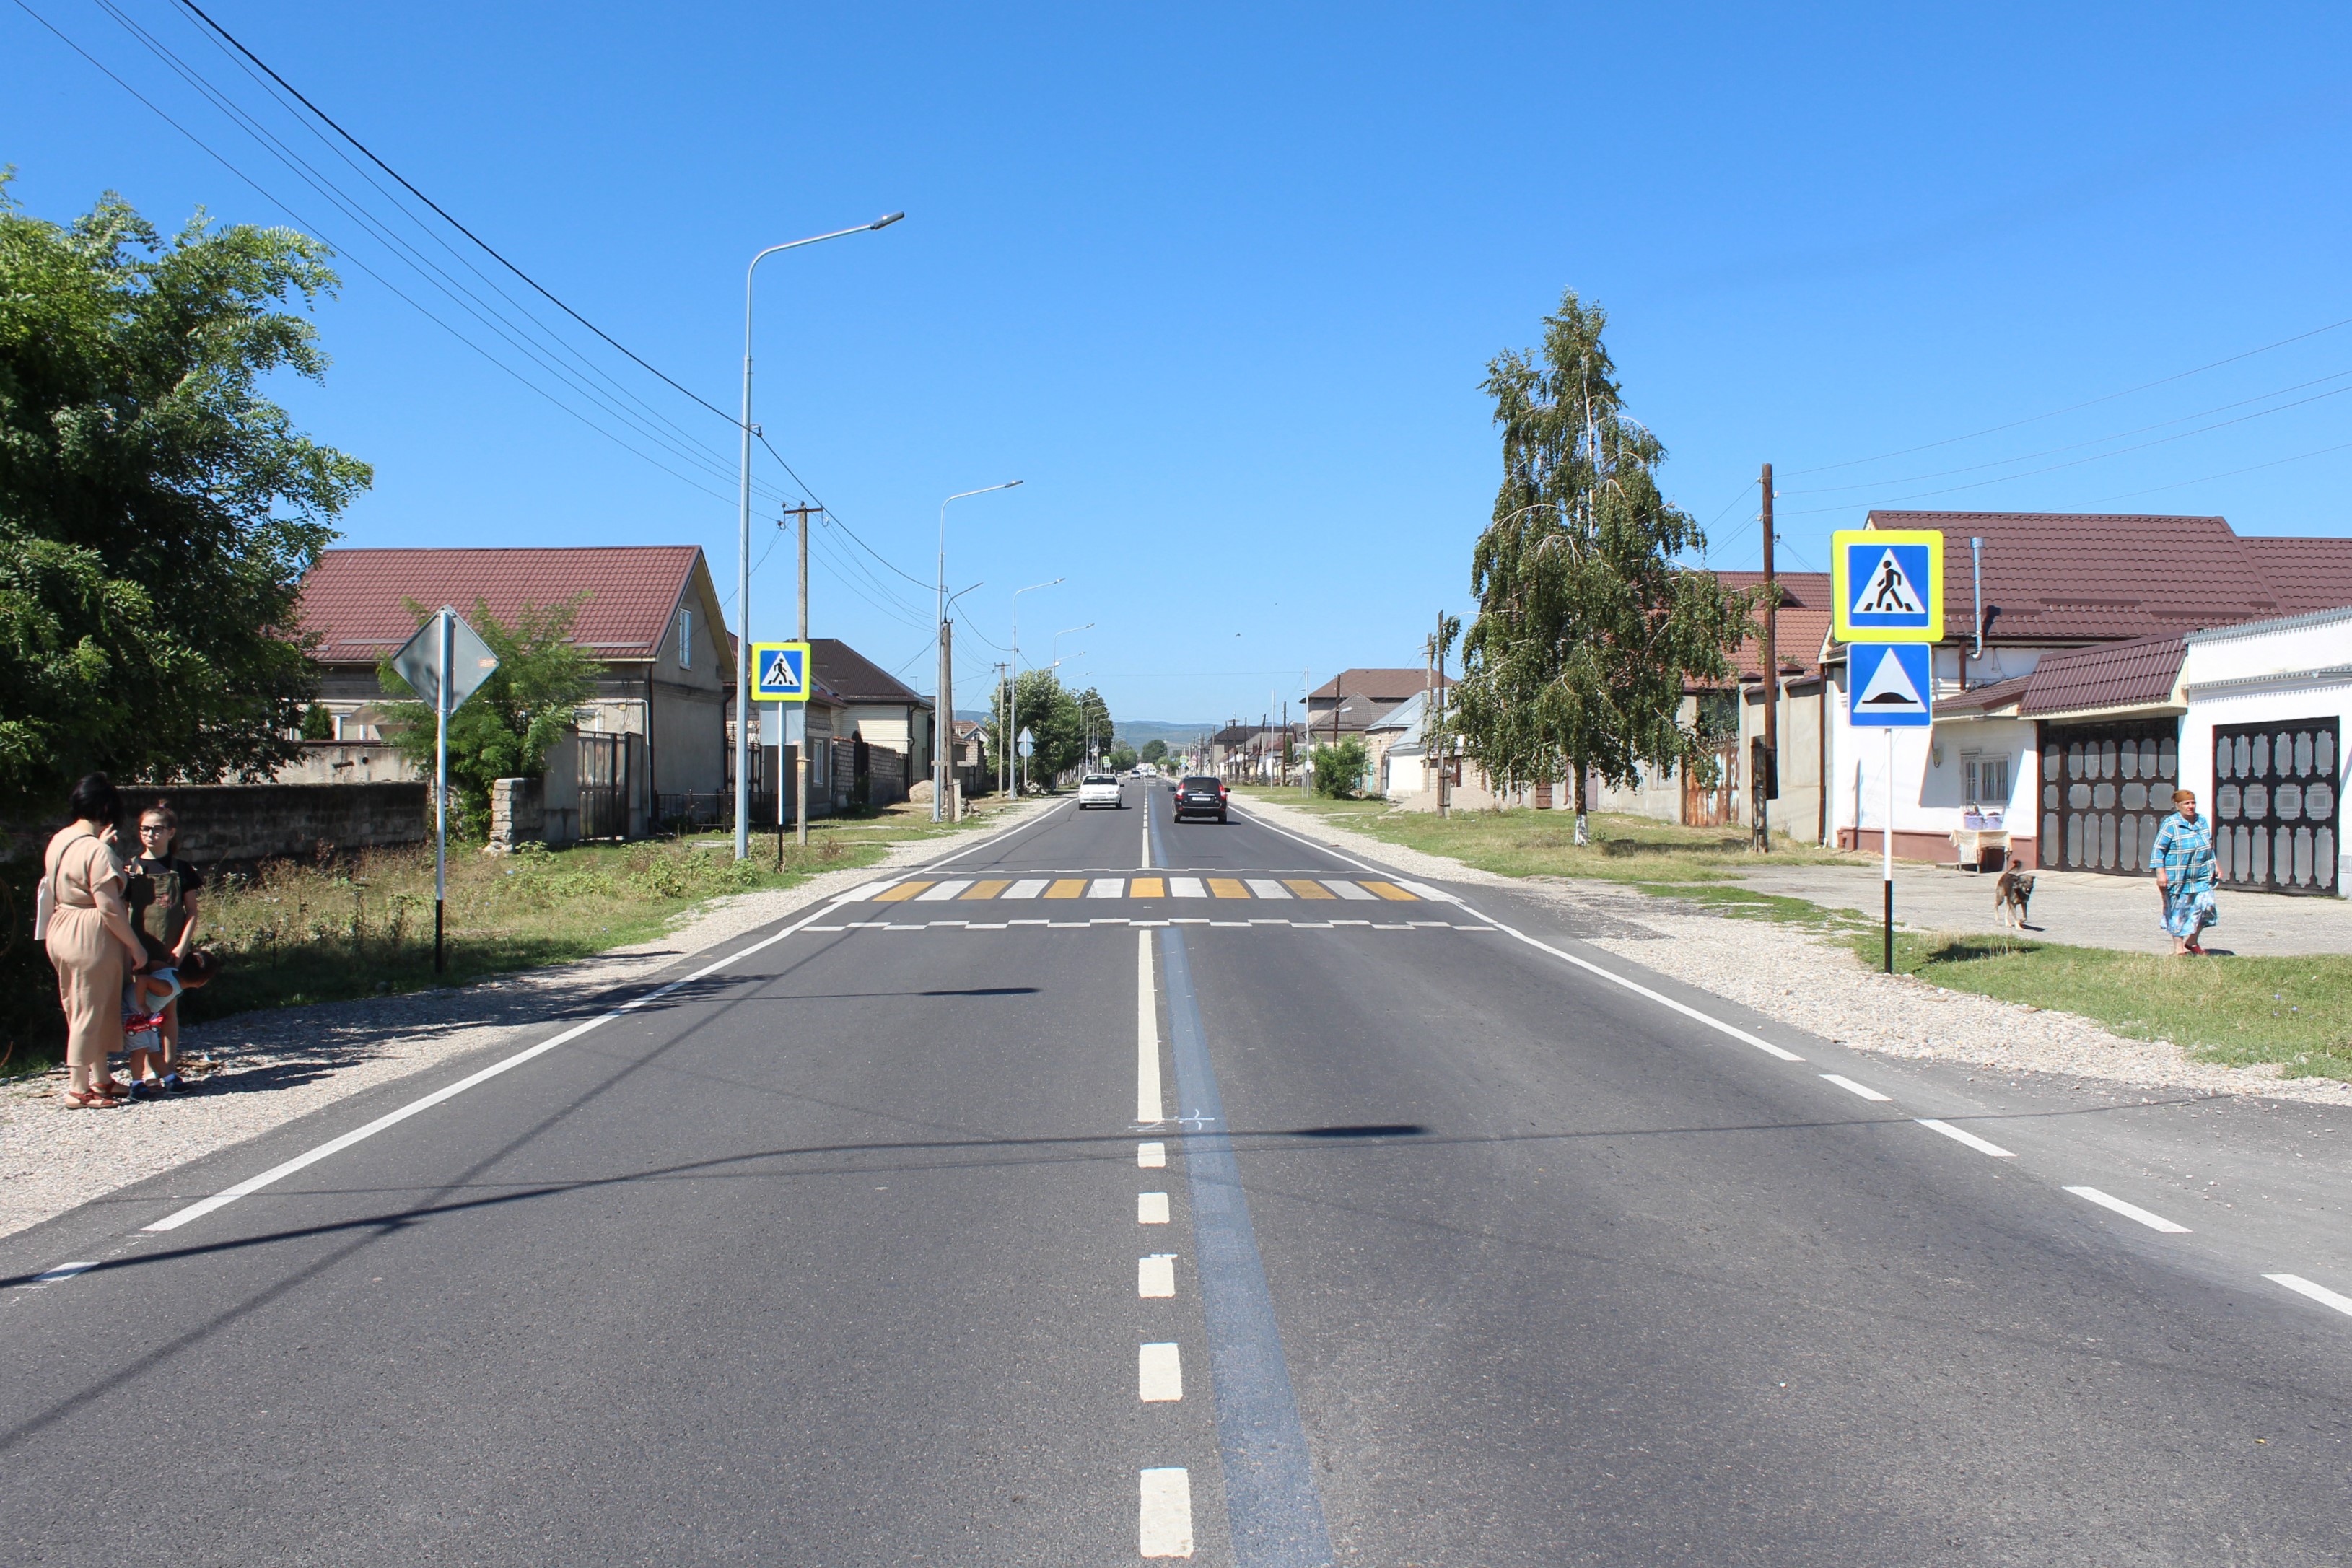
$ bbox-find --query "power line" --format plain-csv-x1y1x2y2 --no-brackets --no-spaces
1785,311,2352,478
12,0,772,508
1780,364,2352,497
172,0,741,430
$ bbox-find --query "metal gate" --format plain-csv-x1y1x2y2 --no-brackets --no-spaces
579,731,634,841
1682,742,1738,828
2040,720,2179,875
2213,718,2339,895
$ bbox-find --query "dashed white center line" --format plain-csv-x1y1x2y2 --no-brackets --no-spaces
2065,1186,2191,1233
1138,1192,1171,1225
1915,1118,2017,1157
1820,1073,1892,1103
1139,1467,1193,1557
1137,930,1164,1125
2266,1273,2352,1318
1138,1342,1184,1401
17,1261,100,1289
1138,1254,1177,1298
1137,1142,1166,1168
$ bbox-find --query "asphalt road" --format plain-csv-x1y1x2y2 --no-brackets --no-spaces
6,779,2352,1565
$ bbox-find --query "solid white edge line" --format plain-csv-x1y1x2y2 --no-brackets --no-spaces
927,795,1075,869
1235,802,1809,1064
1464,902,1807,1062
1139,1466,1193,1557
142,893,860,1234
1820,1073,1892,1103
1915,1118,2017,1157
2064,1185,2191,1233
2265,1273,2352,1318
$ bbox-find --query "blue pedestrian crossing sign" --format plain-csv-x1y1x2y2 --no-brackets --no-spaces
1848,642,1934,727
751,641,810,703
1832,528,1944,642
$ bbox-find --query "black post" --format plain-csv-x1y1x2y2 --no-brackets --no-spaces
1883,880,1894,974
434,898,445,975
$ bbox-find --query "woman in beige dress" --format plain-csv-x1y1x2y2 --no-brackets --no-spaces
43,776,147,1108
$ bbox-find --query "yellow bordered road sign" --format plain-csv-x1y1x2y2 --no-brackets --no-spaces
1832,529,1944,642
752,641,810,702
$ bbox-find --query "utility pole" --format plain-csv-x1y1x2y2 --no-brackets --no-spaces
1432,609,1451,818
782,503,819,849
1752,463,1777,854
937,618,956,820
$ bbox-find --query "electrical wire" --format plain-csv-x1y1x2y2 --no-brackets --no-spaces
1784,311,2352,478
1783,379,2352,515
1780,365,2352,498
171,0,741,430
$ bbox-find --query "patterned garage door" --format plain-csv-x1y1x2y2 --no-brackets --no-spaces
2040,721,2179,875
2213,719,2339,895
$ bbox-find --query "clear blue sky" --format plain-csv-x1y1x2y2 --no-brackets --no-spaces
9,2,2351,727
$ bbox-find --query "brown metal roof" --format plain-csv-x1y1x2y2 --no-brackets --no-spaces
1709,569,1832,679
809,638,930,709
2239,536,2352,616
1308,668,1442,701
2014,633,2187,717
1938,670,2035,716
1863,512,2286,641
302,546,711,664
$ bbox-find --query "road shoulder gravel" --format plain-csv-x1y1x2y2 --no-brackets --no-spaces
0,800,1059,1241
1236,793,2352,1113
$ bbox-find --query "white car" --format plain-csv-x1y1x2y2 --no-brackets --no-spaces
1077,773,1124,810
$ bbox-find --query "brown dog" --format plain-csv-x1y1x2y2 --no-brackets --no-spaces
1993,859,2036,929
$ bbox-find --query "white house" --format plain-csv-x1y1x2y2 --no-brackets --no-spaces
2177,607,2349,898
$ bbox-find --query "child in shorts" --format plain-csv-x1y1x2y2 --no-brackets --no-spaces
123,950,219,1099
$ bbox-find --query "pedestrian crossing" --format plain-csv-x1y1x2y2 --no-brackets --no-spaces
841,874,1454,906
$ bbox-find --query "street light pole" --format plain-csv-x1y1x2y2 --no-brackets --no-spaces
935,482,1023,821
1007,578,1063,797
733,210,904,859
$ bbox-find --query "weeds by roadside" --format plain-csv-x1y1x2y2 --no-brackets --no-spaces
1866,932,2352,1080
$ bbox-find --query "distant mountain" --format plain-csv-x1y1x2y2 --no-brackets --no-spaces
952,711,1212,750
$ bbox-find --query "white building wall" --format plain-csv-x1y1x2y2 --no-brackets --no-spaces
2178,610,2352,897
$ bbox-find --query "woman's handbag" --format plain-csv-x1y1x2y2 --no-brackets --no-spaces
32,855,58,943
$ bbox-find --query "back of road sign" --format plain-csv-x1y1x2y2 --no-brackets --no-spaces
391,608,498,714
1832,529,1944,642
1848,643,1934,727
752,641,810,702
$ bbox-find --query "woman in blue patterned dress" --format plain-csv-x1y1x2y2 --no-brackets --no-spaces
2148,788,2218,955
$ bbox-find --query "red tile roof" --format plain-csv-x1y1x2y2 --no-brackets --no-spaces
1863,512,2298,641
302,548,710,663
1708,570,1832,680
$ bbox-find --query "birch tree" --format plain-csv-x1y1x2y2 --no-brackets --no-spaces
1453,289,1751,844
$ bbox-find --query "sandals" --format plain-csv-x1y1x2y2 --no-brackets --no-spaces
64,1087,121,1109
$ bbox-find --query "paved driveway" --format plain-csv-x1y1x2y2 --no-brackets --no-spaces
1732,861,2352,956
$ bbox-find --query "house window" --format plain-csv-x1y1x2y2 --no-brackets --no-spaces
677,610,693,668
1963,752,2011,807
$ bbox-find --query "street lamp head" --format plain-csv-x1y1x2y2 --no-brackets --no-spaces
1004,479,1024,488
871,212,906,229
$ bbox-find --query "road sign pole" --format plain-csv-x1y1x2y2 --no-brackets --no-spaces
434,607,450,976
1884,727,1895,974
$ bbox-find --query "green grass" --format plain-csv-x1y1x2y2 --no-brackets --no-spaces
1868,932,2352,1080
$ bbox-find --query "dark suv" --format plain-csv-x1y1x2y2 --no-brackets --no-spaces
1173,775,1228,824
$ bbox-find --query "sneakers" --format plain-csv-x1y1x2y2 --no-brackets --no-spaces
157,1072,191,1095
128,1077,163,1101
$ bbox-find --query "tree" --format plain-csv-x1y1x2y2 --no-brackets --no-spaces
987,668,1080,790
1453,288,1752,844
1311,737,1366,798
0,178,371,813
1139,738,1168,766
1107,743,1139,772
377,596,601,834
